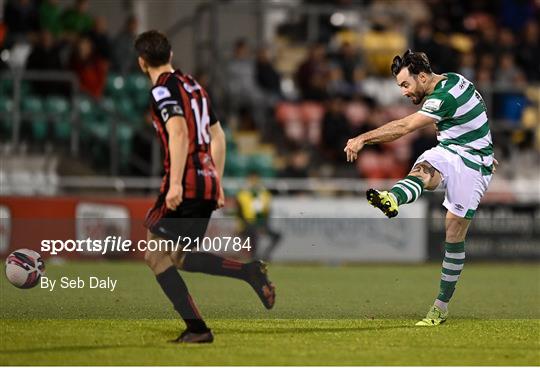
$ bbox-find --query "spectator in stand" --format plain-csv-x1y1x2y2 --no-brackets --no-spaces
227,39,267,131
477,53,496,77
3,0,40,44
475,23,498,59
295,43,329,101
26,30,67,96
517,21,540,81
280,149,310,178
86,16,111,63
69,36,108,99
227,39,263,104
327,65,351,97
412,22,438,63
255,46,282,99
321,95,351,162
457,52,476,81
111,15,139,75
62,0,93,36
496,28,516,58
475,66,493,88
495,53,526,88
39,0,63,37
334,41,365,91
412,21,455,72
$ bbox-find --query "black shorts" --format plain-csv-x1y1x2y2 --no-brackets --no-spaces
146,198,216,243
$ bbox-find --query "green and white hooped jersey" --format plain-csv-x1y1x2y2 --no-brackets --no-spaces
418,72,494,175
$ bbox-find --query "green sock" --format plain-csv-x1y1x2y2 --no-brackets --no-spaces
437,241,465,304
389,176,424,205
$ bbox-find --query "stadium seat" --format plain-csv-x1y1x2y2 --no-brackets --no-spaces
105,74,126,97
77,95,101,126
44,96,70,115
21,95,43,113
100,96,116,113
225,152,250,177
20,96,47,141
44,96,72,141
249,153,275,177
117,124,134,169
126,74,149,94
125,74,150,112
114,97,138,121
0,78,14,96
0,95,13,113
0,96,13,138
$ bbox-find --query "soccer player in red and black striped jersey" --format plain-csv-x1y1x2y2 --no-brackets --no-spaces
135,30,275,344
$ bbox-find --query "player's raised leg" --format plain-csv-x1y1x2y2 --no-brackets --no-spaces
367,161,442,218
416,212,471,326
144,231,214,343
174,252,276,309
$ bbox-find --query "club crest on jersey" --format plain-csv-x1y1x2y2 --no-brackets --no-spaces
152,86,171,101
422,98,443,112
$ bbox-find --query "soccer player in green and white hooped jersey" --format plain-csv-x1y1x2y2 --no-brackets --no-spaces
344,50,498,326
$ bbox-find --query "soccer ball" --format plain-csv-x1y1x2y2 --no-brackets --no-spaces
5,249,45,289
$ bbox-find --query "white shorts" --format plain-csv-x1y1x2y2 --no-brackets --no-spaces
414,146,492,219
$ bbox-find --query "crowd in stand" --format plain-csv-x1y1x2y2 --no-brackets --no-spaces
1,0,539,180
224,0,539,179
2,0,138,98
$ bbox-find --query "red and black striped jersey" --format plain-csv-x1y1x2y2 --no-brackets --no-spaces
150,70,220,201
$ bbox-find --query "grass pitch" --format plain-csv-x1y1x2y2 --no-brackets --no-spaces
1,261,539,365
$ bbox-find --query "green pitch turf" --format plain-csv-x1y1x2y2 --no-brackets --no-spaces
1,262,539,365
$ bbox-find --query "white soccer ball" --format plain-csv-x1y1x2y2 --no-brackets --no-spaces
5,249,45,289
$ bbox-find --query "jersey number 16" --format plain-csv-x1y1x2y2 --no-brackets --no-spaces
191,97,210,145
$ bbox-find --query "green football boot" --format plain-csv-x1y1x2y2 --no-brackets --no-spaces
366,189,399,218
415,305,448,326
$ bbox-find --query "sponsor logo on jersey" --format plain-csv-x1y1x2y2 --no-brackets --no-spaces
422,98,443,112
152,86,171,101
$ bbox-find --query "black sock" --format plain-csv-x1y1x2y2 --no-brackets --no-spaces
183,252,248,280
155,266,209,333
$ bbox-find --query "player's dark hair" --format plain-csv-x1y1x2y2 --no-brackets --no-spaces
391,49,432,77
134,30,171,67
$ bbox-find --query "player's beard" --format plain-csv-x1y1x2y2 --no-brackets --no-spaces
411,91,425,105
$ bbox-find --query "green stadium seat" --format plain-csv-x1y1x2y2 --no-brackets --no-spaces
99,96,116,113
86,121,109,141
0,96,13,137
118,124,134,169
22,96,48,140
133,91,150,112
0,78,14,96
0,95,13,113
77,95,100,125
225,152,250,177
53,118,71,141
31,118,48,141
44,96,71,140
249,154,275,177
44,96,70,115
105,74,126,97
114,97,137,120
21,95,43,113
126,74,149,94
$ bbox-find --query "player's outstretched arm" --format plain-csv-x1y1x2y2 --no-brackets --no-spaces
210,121,226,208
165,116,189,210
344,112,436,162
